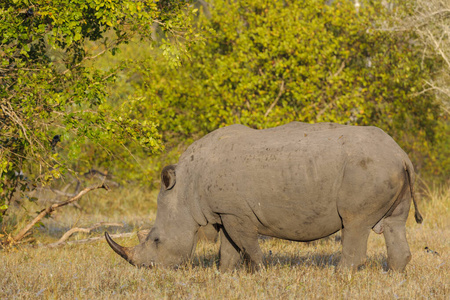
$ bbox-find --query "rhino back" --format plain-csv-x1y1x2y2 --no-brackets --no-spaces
177,122,409,241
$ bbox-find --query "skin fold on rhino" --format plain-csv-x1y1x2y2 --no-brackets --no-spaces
105,122,423,272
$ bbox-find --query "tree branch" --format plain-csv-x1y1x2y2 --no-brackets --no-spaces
46,222,123,248
8,183,109,245
0,103,33,150
426,29,450,69
45,232,136,247
264,80,285,118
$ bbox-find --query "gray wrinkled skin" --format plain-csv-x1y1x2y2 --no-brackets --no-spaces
106,122,423,272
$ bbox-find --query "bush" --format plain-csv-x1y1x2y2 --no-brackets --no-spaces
100,0,446,182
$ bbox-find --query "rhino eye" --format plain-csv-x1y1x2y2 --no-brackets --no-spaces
154,238,160,244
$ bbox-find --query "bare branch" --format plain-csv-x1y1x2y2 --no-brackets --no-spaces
264,80,285,118
45,232,136,247
426,29,450,69
49,188,77,198
390,0,450,110
46,222,123,248
0,103,33,150
8,183,109,245
330,61,346,79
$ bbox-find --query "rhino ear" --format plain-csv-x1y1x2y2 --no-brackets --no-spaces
161,164,177,190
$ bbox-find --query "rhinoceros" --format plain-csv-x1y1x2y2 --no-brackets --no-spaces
106,122,423,272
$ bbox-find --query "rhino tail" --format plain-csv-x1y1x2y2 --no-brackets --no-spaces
404,162,423,224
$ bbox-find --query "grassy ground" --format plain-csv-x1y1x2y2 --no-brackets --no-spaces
1,184,448,299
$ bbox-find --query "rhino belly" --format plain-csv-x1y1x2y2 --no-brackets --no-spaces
254,199,343,241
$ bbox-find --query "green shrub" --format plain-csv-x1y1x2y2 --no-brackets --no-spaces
99,0,446,182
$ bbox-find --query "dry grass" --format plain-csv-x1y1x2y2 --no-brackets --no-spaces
1,185,448,299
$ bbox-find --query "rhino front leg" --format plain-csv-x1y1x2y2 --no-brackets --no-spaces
220,214,263,272
218,226,241,272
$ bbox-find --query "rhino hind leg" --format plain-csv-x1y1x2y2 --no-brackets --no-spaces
382,196,412,272
220,215,263,272
339,222,371,271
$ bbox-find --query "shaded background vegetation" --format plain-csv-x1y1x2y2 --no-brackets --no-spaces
1,0,449,242
89,0,448,184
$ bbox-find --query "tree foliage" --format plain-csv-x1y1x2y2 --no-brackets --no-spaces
0,0,196,221
394,0,449,111
101,0,446,182
390,0,450,176
1,0,448,227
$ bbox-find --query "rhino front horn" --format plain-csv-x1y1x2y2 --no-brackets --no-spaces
105,232,135,265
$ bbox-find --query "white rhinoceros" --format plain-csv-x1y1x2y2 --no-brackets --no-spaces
106,122,423,272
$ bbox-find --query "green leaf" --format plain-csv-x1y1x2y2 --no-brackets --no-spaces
74,32,82,41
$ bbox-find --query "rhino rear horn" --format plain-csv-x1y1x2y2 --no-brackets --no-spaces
105,232,135,266
161,165,176,190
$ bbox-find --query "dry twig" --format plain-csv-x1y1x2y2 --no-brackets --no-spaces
46,232,136,247
8,183,109,245
264,80,285,118
46,222,123,248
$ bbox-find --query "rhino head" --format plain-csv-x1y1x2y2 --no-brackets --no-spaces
105,165,200,268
